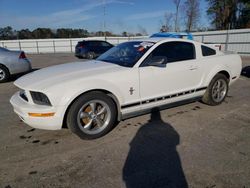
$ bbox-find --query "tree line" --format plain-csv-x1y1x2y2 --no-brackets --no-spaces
0,27,144,40
161,0,249,32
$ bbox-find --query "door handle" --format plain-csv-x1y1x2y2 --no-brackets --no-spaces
189,66,198,70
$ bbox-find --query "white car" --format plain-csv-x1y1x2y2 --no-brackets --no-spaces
0,47,31,83
10,38,242,139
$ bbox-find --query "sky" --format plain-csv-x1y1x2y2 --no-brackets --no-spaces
0,0,209,35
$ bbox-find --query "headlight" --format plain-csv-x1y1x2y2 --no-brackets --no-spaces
19,90,28,102
30,91,52,106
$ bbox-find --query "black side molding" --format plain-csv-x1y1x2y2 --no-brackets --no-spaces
121,96,202,120
121,87,207,110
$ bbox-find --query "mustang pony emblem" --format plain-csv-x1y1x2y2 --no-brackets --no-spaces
129,87,135,95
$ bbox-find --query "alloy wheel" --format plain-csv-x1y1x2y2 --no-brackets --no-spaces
211,79,227,103
77,100,111,135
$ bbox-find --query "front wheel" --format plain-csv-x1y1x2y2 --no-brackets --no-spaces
66,91,117,139
202,73,229,106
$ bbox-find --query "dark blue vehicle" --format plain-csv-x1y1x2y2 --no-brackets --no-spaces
150,32,193,40
75,40,114,59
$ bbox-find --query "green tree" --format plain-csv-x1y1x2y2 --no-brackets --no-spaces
237,0,250,28
0,26,15,40
32,28,54,39
18,29,33,39
122,31,128,37
206,0,241,30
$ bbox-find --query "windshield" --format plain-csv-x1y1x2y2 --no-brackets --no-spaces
97,41,155,67
0,47,9,52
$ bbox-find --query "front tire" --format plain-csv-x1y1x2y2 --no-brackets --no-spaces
0,65,10,83
202,73,229,106
66,91,117,139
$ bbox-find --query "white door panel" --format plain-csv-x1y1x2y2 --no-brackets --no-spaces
139,60,202,101
114,68,140,105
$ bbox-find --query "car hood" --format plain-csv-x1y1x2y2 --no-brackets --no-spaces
14,60,123,90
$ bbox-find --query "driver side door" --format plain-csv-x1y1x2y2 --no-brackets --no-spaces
139,41,202,107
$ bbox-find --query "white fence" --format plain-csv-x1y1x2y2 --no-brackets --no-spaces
0,36,146,54
192,28,250,55
0,28,249,55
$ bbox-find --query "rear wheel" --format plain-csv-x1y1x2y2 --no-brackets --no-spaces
202,73,229,105
0,65,10,83
86,52,95,59
66,91,117,139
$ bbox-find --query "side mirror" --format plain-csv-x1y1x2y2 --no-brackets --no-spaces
148,56,168,67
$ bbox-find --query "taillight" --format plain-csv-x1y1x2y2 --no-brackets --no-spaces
19,52,27,59
79,45,84,48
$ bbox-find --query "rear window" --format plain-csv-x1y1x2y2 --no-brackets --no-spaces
77,41,86,46
201,45,216,56
88,41,101,47
100,41,112,47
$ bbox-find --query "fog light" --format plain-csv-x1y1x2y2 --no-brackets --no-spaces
28,112,55,117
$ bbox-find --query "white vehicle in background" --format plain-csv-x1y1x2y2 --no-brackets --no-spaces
10,38,242,139
207,43,222,51
0,47,31,83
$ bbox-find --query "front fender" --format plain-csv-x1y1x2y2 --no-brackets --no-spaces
47,78,124,108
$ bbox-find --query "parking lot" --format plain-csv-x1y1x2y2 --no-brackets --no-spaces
0,53,250,188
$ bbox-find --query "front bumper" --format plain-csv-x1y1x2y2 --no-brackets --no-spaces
10,91,64,130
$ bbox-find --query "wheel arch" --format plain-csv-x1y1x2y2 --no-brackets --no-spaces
217,70,230,80
204,68,231,87
62,89,121,129
0,63,10,73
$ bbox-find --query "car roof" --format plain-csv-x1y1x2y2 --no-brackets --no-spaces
150,32,193,40
79,40,108,42
132,37,198,44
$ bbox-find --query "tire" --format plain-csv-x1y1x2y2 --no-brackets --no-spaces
86,52,95,59
75,55,83,59
66,91,117,139
0,65,10,83
202,73,229,106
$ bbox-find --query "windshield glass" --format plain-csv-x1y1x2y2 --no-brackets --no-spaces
0,47,9,52
97,41,155,67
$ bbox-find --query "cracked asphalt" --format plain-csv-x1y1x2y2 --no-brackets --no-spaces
0,54,249,188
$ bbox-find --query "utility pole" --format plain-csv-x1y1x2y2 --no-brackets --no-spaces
103,0,107,41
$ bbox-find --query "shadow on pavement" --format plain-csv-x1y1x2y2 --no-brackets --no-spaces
123,110,188,188
241,66,250,78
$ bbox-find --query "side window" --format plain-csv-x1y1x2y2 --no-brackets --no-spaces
143,41,195,65
88,41,100,47
101,42,112,47
201,45,216,56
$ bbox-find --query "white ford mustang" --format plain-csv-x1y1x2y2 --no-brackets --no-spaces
10,38,242,139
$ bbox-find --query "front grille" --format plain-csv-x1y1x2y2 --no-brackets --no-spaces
20,90,28,102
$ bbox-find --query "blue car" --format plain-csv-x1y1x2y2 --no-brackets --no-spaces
150,32,193,40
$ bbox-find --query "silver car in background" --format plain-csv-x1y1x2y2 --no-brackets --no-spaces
0,47,31,83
